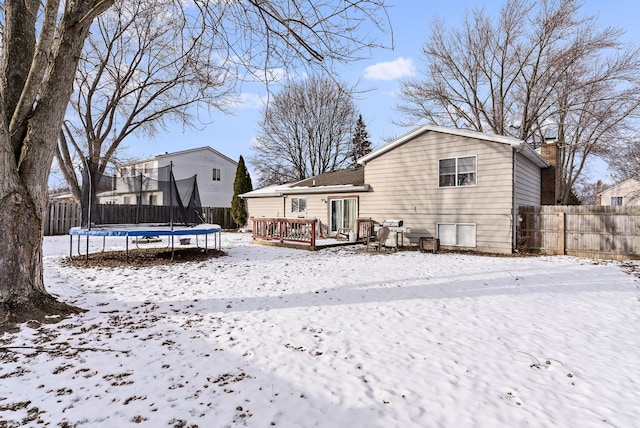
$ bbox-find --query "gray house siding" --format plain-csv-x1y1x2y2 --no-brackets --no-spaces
101,146,237,208
157,148,237,208
514,152,541,208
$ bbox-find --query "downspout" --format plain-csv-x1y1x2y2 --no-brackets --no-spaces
282,194,287,219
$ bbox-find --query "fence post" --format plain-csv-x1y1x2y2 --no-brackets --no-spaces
311,221,316,247
557,212,565,255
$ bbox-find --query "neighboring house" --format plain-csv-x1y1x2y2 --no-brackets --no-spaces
48,190,76,203
596,179,640,206
98,146,237,207
241,124,550,254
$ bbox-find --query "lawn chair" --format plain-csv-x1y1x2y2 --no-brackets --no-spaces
336,227,351,240
367,226,390,251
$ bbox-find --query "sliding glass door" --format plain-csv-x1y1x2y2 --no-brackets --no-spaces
330,198,357,233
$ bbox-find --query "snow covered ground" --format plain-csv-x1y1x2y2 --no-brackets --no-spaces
1,232,639,427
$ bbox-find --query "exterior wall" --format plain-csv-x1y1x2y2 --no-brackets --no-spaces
359,130,516,254
98,191,163,205
598,180,640,206
515,152,542,208
514,152,542,249
245,196,285,221
245,192,365,236
157,149,237,207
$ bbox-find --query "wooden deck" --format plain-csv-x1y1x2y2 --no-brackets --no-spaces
251,237,358,251
251,217,376,251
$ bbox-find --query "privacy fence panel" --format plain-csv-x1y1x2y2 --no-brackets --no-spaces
45,202,236,235
44,202,82,236
519,205,640,260
201,207,238,230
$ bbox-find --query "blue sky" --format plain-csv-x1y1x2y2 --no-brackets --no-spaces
111,1,640,183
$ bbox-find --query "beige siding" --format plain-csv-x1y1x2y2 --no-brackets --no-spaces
245,197,287,224
245,193,324,232
599,180,640,206
360,131,516,253
245,192,369,236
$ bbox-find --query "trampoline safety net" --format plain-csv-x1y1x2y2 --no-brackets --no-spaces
81,159,203,227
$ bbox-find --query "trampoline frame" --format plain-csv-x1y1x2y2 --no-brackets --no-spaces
68,224,222,261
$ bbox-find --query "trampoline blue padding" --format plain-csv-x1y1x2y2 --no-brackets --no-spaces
69,223,221,237
68,224,222,261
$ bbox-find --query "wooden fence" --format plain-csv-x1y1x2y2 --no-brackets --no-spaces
519,205,640,260
201,207,237,230
44,202,237,235
44,202,82,236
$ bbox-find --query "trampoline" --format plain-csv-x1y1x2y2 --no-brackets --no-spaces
69,223,222,261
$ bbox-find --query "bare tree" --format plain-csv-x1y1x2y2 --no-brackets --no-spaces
605,137,640,181
398,0,640,203
548,52,640,202
250,76,358,185
56,0,234,202
574,179,606,205
0,0,390,325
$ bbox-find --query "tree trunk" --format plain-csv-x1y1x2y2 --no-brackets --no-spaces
0,0,114,328
0,186,82,327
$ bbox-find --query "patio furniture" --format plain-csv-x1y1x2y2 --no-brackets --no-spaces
367,226,391,251
337,227,351,240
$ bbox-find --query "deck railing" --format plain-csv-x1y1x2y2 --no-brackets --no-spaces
252,218,316,247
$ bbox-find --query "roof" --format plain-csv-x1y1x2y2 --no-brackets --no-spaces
127,146,237,166
240,168,369,198
292,168,364,187
596,178,640,196
357,124,549,168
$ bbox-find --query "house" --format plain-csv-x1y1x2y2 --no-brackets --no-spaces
596,179,640,206
241,124,550,254
240,168,370,237
98,146,237,207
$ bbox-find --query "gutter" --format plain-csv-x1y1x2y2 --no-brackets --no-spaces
510,141,550,168
240,184,371,199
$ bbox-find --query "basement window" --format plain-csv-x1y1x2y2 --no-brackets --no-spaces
437,223,476,247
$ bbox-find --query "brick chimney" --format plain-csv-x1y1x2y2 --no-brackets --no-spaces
595,180,603,205
539,140,561,204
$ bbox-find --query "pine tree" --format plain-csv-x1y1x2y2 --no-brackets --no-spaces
350,114,372,167
231,156,253,228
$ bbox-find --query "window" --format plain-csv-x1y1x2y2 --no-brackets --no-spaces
611,196,623,206
212,168,221,181
149,194,158,205
439,156,477,187
123,196,131,205
291,197,306,213
437,223,476,247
